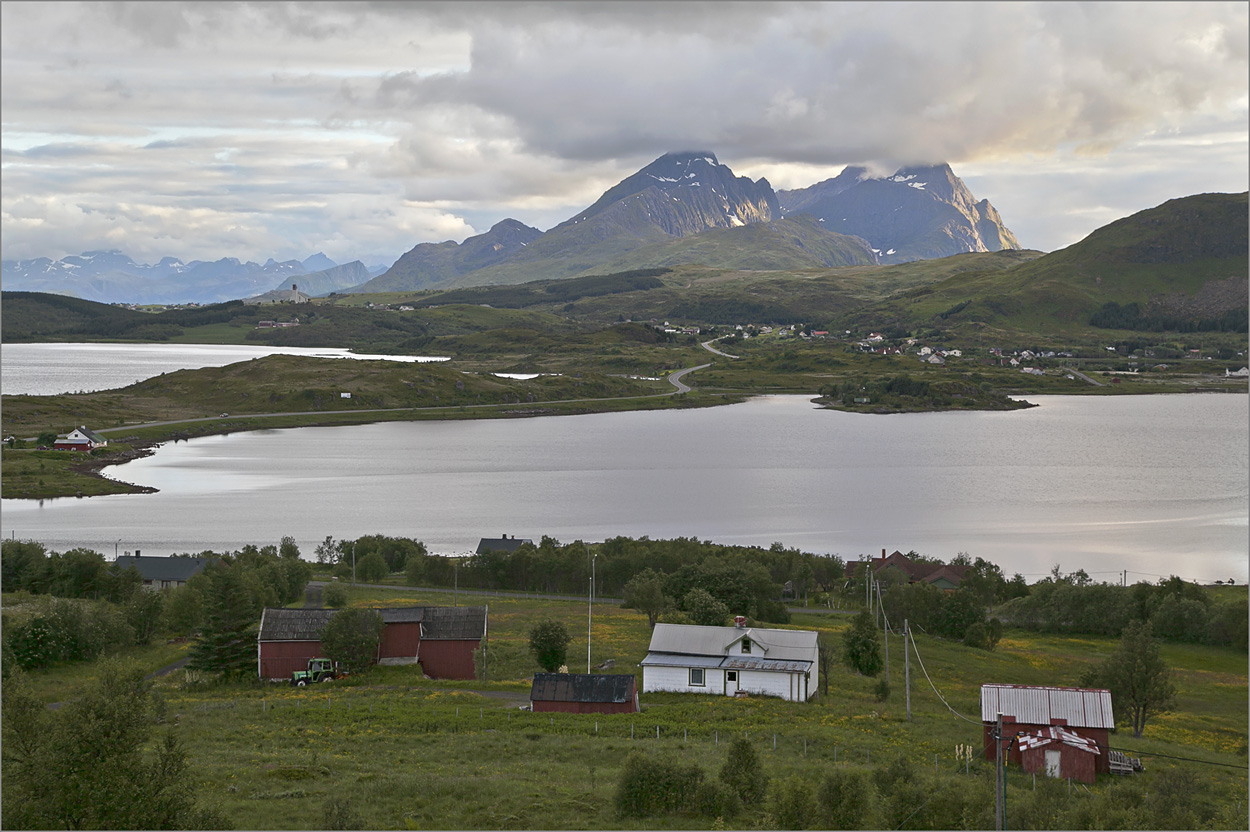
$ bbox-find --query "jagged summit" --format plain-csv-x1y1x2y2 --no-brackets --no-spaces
777,162,1020,263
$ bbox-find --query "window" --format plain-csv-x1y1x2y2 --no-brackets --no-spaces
689,668,705,687
726,670,738,683
741,638,751,654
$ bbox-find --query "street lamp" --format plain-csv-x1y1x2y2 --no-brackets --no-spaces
587,546,597,673
115,538,122,560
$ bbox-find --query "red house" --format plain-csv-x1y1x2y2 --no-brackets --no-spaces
845,549,970,591
529,673,639,714
53,426,108,451
981,684,1115,775
257,605,487,681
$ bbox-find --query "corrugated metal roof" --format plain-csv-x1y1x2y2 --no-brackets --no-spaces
640,652,726,668
1017,727,1101,754
721,656,813,673
981,684,1114,729
380,607,424,624
646,623,818,663
530,673,634,703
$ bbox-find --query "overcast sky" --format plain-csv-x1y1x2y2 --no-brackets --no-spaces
3,1,1247,266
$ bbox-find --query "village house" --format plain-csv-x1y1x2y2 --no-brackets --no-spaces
256,605,487,681
981,683,1115,783
640,618,818,702
476,535,533,554
845,549,970,591
53,426,108,451
113,554,214,590
529,673,639,714
243,283,311,305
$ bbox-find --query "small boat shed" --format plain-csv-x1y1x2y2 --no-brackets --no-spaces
529,673,639,714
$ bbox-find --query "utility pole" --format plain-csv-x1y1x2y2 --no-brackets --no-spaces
904,619,911,721
878,580,888,679
587,548,597,673
995,712,1004,831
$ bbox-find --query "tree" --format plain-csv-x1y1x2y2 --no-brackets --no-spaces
817,634,836,696
622,568,673,627
528,619,571,672
1,661,228,829
683,588,729,627
186,563,258,677
818,769,873,830
356,552,389,583
842,609,883,676
319,608,384,675
770,775,816,830
278,535,301,560
315,536,338,565
37,430,57,447
1082,619,1176,738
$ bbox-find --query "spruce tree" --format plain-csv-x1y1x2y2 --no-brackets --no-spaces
186,563,257,677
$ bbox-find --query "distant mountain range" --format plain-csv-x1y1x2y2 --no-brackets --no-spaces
4,152,1020,302
0,251,384,305
356,152,1019,292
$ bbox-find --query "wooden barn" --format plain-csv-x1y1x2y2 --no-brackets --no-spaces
1016,726,1102,784
257,605,487,681
981,684,1114,775
529,673,639,714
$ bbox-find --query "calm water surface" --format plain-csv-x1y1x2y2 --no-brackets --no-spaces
1,343,448,395
3,393,1245,582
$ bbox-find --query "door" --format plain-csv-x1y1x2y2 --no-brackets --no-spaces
1044,749,1061,779
725,670,738,696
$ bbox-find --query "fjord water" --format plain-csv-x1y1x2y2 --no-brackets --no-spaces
0,342,448,395
2,393,1246,582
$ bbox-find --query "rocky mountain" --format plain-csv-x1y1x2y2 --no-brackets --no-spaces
351,219,543,294
268,260,371,297
777,163,1020,264
0,250,343,305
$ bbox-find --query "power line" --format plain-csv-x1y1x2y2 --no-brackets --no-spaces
1109,747,1249,770
907,629,981,725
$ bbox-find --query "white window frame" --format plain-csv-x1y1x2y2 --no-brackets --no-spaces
689,667,705,687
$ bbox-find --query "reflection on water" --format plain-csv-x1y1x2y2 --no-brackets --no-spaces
3,394,1246,582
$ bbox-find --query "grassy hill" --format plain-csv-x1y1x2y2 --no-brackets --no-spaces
842,192,1249,339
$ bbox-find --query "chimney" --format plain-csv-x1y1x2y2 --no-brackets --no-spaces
734,615,746,628
881,548,886,563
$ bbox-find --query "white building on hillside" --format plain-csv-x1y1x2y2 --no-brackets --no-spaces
640,620,818,702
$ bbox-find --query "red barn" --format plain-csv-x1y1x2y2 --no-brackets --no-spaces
529,673,639,714
257,605,487,681
981,684,1114,775
1016,726,1101,784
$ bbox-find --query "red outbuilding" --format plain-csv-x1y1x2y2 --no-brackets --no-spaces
257,605,487,681
1016,726,1102,784
981,684,1115,775
529,673,639,714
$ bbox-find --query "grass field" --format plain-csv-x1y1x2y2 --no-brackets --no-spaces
14,586,1237,829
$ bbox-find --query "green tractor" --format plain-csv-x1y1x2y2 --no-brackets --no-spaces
291,657,339,686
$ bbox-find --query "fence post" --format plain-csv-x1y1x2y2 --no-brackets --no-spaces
715,730,718,746
631,723,634,740
656,725,660,740
834,745,837,763
684,727,687,742
804,738,807,756
773,733,777,750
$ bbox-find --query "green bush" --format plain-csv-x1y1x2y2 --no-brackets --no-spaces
817,769,874,830
323,796,364,830
770,775,816,829
872,678,891,702
693,779,741,819
614,751,704,817
355,552,389,583
322,582,348,608
319,608,384,675
718,737,767,804
5,597,133,670
528,619,571,673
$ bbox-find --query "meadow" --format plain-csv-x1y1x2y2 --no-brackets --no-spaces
19,585,1241,829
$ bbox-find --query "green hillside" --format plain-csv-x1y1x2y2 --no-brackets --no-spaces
841,192,1249,338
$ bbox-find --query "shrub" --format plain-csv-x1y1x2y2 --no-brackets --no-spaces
615,751,704,817
5,597,133,670
323,797,364,830
683,588,729,627
770,775,816,829
719,737,767,804
528,619,571,673
694,779,741,819
842,610,882,676
872,678,891,702
322,582,348,609
817,769,874,830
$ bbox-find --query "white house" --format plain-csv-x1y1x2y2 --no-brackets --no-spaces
640,620,819,702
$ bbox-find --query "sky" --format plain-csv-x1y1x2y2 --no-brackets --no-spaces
2,1,1247,267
